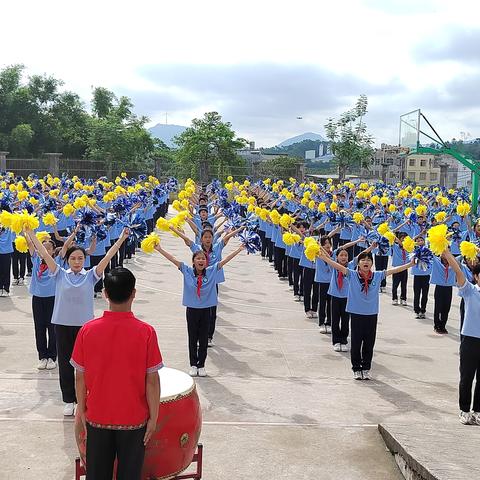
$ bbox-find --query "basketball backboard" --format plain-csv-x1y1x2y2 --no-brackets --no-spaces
399,109,420,153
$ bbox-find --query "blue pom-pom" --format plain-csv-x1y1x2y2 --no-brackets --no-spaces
411,245,433,271
75,208,98,227
239,230,261,254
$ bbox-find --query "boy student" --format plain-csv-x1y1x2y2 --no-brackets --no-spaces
71,268,162,479
443,249,480,425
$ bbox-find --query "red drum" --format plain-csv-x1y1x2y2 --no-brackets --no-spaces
75,367,202,480
142,367,202,479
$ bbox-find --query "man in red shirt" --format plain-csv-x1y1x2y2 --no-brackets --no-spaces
71,267,162,480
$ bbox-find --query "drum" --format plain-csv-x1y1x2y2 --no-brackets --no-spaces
75,367,202,480
142,367,202,479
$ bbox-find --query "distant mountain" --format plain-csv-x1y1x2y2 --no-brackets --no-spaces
148,124,187,148
277,132,327,147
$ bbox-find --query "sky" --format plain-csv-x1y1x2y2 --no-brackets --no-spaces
1,0,480,147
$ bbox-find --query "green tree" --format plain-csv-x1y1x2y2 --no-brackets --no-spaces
91,87,116,118
256,156,302,180
9,123,34,156
324,95,374,181
174,112,247,181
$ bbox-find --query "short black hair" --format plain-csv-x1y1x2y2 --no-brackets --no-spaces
358,252,373,262
104,267,136,304
472,264,480,277
65,246,86,262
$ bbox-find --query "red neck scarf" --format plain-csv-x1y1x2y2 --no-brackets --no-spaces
38,262,48,278
196,274,203,298
359,270,373,294
337,271,344,290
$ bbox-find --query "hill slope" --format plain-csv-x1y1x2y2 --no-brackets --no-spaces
148,124,187,148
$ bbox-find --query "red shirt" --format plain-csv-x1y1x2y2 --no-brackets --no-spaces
71,311,163,428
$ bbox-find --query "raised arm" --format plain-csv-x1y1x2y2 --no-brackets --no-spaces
340,237,363,250
318,247,348,275
85,235,97,256
52,225,66,242
95,229,129,277
326,225,341,238
24,229,58,274
154,244,182,269
185,217,199,236
169,225,193,247
60,226,79,259
385,258,415,277
218,244,244,269
25,233,35,256
443,249,466,286
223,226,244,245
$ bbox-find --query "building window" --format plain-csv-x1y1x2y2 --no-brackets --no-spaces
408,172,416,180
430,173,438,181
409,158,415,167
419,172,426,181
420,159,427,167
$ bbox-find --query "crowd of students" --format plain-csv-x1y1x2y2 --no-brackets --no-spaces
1,172,480,427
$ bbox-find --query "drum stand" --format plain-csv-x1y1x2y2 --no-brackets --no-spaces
74,444,203,480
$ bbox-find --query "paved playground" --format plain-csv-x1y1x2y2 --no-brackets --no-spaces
0,223,466,479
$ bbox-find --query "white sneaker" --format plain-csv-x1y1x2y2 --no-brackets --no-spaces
471,412,480,426
63,403,75,416
197,367,207,377
289,285,294,290
392,299,399,305
333,343,341,352
362,370,371,380
340,344,349,352
319,324,328,334
294,295,302,302
18,278,24,286
400,300,407,306
326,325,332,334
306,311,313,319
459,411,473,425
188,366,198,377
37,358,48,370
311,311,318,318
353,371,363,380
0,289,3,297
207,338,215,347
46,358,57,370
3,290,10,297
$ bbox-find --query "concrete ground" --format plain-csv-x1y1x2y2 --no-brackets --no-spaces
0,222,466,479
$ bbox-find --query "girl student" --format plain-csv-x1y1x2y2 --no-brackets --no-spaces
25,227,129,417
430,253,455,334
290,221,307,302
443,248,480,425
0,224,15,297
390,231,411,306
169,225,244,346
25,228,78,370
152,241,245,377
318,247,415,380
328,240,377,350
411,236,432,320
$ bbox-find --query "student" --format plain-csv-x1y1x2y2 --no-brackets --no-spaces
71,267,162,479
315,236,333,332
391,232,410,305
443,249,480,425
319,249,415,380
299,235,319,319
412,236,431,319
25,227,129,416
290,221,306,302
153,242,244,377
430,254,455,334
12,238,28,286
0,226,14,297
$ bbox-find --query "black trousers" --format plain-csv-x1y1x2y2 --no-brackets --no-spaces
318,282,331,326
27,254,32,274
55,324,81,403
12,250,27,279
374,255,388,287
350,313,377,372
293,258,303,296
86,423,146,480
0,252,12,292
32,296,56,360
266,238,273,262
287,255,294,286
259,230,267,257
303,267,319,313
413,275,430,314
434,285,452,329
331,296,349,345
392,270,407,300
274,246,287,277
460,299,465,336
209,285,219,340
186,307,210,368
459,336,480,413
90,255,108,293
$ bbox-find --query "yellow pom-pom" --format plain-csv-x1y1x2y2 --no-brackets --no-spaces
318,202,326,213
36,231,51,243
427,224,450,256
460,241,478,261
308,200,315,210
155,217,170,231
327,178,333,184
63,204,75,217
269,210,281,225
172,200,183,212
74,181,83,190
380,196,389,206
140,233,160,254
402,236,415,253
258,208,269,221
330,202,338,212
353,212,364,224
280,214,293,229
441,197,450,207
121,172,127,178
404,207,412,217
383,230,396,245
456,202,471,217
14,235,29,253
434,211,447,223
377,222,389,235
227,175,233,182
17,190,29,201
356,190,365,199
415,205,427,216
282,233,295,246
73,197,87,209
388,204,396,213
43,212,58,226
29,197,39,206
371,195,379,205
305,240,320,261
0,210,13,228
